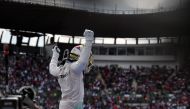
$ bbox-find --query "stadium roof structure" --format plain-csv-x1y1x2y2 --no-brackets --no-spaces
0,1,190,38
10,30,43,37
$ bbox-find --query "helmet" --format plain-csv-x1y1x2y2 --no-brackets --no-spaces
69,45,93,72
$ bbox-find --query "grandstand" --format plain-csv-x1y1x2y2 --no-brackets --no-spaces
0,0,190,109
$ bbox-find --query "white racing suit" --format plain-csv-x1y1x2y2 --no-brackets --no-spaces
49,41,92,109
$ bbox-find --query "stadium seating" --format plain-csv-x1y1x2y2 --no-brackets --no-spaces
0,54,189,109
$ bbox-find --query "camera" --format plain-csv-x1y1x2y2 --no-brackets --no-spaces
0,95,22,109
0,86,36,109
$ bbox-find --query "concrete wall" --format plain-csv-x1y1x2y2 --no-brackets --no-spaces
94,55,175,61
45,44,179,68
93,55,178,68
94,61,178,68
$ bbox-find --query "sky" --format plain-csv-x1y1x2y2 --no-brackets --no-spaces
0,29,44,47
0,29,139,46
1,28,174,46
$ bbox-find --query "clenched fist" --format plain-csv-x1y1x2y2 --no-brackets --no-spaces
83,29,94,42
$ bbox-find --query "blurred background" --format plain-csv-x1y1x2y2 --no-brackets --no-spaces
0,0,190,108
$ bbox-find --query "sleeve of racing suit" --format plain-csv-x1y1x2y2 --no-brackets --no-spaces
70,41,92,75
49,46,60,77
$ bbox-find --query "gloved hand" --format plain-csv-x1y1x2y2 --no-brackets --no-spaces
83,29,94,42
52,46,60,58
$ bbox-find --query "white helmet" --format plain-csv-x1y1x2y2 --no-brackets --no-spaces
69,45,93,72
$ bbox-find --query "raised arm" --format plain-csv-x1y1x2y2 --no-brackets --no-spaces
70,29,94,74
49,46,60,77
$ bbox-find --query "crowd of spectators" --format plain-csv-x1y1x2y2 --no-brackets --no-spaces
0,53,60,109
0,53,190,109
84,65,190,109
